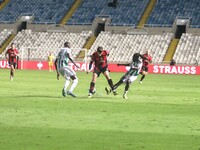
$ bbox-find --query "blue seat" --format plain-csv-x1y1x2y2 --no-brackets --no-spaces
147,0,200,28
67,0,150,26
0,0,75,24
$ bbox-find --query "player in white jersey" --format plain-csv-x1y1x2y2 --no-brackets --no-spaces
105,53,144,99
55,42,80,97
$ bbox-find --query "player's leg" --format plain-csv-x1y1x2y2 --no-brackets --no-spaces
139,67,148,83
67,75,78,97
59,67,70,97
113,75,126,90
88,70,99,98
49,62,53,72
10,63,15,81
63,77,70,97
103,70,118,95
65,67,78,97
123,82,130,99
123,76,137,99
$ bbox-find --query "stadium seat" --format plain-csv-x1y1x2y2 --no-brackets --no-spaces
174,33,200,64
87,31,173,63
2,29,92,60
147,0,200,28
0,0,74,23
67,0,150,26
0,29,12,45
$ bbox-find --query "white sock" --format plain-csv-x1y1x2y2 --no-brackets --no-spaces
69,78,78,93
124,91,128,95
64,79,70,92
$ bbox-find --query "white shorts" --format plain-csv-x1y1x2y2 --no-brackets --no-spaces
58,66,76,79
122,75,138,83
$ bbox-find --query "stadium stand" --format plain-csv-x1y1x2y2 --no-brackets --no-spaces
87,31,173,63
0,0,74,23
147,0,200,27
0,29,12,45
173,33,200,65
0,0,199,65
1,29,92,60
67,0,150,26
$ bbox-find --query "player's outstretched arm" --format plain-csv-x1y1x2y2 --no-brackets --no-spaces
67,54,80,69
117,63,130,66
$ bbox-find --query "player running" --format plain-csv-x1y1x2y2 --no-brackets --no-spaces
139,50,152,83
55,42,80,97
87,46,117,98
5,43,19,81
105,53,144,99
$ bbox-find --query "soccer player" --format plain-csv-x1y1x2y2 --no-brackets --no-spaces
139,50,152,83
87,46,117,98
55,42,80,97
48,52,54,72
105,53,143,99
5,43,19,81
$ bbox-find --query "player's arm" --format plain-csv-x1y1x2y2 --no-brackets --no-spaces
149,57,152,63
86,60,93,74
54,58,60,80
14,49,19,57
117,63,130,66
67,53,80,68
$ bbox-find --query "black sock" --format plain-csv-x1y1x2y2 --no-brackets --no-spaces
89,82,95,93
140,75,145,81
113,80,123,90
125,82,130,91
10,70,14,77
108,79,114,90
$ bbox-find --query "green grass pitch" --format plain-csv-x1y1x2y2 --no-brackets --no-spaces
0,69,200,150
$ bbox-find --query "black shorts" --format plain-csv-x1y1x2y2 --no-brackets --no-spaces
141,66,148,72
94,66,109,77
8,62,17,69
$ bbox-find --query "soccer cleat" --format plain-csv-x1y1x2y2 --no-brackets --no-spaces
91,89,96,94
139,81,142,84
62,89,66,97
113,90,118,96
88,93,92,98
123,94,128,99
105,87,111,95
67,91,77,97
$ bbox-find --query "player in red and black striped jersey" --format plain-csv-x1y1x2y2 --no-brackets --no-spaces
139,50,152,83
5,43,19,81
87,46,117,98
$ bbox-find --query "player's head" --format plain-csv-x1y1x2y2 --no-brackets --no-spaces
145,50,149,56
11,43,15,49
64,42,70,48
132,53,143,62
97,46,103,53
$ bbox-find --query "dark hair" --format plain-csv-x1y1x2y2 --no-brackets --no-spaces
132,53,143,61
64,42,70,47
97,46,103,52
